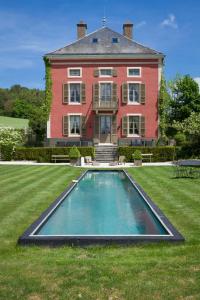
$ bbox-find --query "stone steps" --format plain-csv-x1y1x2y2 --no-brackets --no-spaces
95,145,118,162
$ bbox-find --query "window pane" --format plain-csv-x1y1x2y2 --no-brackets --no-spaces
100,83,112,101
69,69,81,76
129,116,139,135
92,38,98,43
129,83,139,102
112,38,119,43
70,116,80,135
70,83,80,103
100,69,112,76
128,68,140,76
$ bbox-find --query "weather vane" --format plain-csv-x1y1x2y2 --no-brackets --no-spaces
102,6,107,27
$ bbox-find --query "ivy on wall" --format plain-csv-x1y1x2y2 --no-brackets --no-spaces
43,57,52,120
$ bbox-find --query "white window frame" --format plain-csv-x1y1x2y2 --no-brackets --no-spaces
99,67,113,78
126,114,141,137
127,81,141,105
127,67,141,78
68,113,82,137
99,81,113,102
68,67,82,78
68,81,82,105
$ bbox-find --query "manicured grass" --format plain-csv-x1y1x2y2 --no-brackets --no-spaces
0,165,200,300
0,116,29,129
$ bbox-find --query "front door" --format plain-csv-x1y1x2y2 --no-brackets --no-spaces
100,115,112,143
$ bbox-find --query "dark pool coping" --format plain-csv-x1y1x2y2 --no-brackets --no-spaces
18,169,184,246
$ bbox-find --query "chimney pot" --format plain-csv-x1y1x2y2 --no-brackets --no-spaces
77,20,87,39
123,21,133,39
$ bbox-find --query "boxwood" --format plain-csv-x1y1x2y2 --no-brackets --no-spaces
118,146,176,162
14,147,95,162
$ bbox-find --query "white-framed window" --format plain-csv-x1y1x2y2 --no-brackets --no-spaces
99,82,112,102
127,67,141,77
128,82,140,104
69,82,81,104
127,115,140,136
99,67,113,77
69,114,81,136
68,68,82,78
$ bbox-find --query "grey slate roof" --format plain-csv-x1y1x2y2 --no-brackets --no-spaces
46,27,163,57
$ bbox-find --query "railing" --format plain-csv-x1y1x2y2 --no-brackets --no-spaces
93,99,118,111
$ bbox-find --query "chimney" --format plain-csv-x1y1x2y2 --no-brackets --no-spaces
77,20,87,39
123,21,133,39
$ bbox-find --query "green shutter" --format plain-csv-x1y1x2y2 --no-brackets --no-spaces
122,116,128,136
93,69,99,77
112,83,117,103
140,84,145,104
112,69,117,77
63,83,68,104
93,83,99,102
81,116,86,137
122,83,128,104
94,115,99,135
81,83,86,104
63,116,68,136
140,115,145,137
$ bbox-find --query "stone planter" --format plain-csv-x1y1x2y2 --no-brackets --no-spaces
134,160,142,167
70,158,80,166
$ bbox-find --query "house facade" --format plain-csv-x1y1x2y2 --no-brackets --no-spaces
45,21,164,146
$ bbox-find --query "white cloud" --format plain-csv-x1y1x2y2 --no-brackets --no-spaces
135,21,146,29
161,14,178,29
194,77,200,89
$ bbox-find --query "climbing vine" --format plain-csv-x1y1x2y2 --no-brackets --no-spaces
43,57,52,120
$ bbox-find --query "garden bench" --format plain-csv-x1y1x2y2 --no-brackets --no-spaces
174,160,200,178
141,153,153,162
51,155,70,163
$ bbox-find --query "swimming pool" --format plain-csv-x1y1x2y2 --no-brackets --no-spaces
18,170,184,246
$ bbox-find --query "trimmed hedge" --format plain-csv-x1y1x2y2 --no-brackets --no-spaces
14,147,95,162
118,146,176,162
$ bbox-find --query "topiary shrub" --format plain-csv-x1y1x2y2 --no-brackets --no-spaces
69,146,81,159
132,150,142,160
174,132,187,146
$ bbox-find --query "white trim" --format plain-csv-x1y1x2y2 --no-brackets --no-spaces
51,61,160,66
127,81,141,105
68,67,82,78
68,81,82,105
98,67,113,78
126,114,141,137
46,117,51,138
127,67,141,78
68,113,82,137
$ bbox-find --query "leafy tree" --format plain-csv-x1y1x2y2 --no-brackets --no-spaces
168,75,200,123
173,112,200,138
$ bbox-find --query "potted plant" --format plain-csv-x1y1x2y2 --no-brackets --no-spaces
132,150,142,166
69,146,81,166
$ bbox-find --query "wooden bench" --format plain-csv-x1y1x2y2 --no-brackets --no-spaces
141,153,153,162
51,155,70,163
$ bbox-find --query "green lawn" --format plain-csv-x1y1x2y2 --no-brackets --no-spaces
0,116,29,129
0,166,200,300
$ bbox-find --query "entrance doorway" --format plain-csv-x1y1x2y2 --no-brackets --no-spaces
100,115,112,143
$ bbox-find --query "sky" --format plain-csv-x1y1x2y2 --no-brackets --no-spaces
0,0,200,90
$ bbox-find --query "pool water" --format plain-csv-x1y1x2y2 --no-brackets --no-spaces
35,171,169,236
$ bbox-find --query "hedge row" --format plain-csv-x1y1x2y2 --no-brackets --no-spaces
118,146,176,162
14,147,95,162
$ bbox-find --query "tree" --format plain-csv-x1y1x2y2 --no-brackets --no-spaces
173,112,200,138
158,74,170,138
168,75,200,123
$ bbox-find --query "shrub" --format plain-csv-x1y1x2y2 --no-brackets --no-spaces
174,132,187,146
0,128,24,161
14,146,95,162
132,150,142,160
118,146,176,162
69,146,81,159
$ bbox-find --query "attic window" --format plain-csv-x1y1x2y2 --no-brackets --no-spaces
112,38,119,43
92,38,98,43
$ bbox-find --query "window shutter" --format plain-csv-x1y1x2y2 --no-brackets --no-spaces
112,69,117,77
81,116,86,137
140,115,145,137
93,83,99,102
81,83,86,104
63,116,68,136
93,69,99,77
94,115,99,135
122,83,128,104
122,116,128,136
63,83,68,104
140,84,145,104
112,83,117,103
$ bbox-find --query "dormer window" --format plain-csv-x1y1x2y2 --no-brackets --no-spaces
112,38,119,43
92,38,98,43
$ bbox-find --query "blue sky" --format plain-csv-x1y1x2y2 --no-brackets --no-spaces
0,0,200,90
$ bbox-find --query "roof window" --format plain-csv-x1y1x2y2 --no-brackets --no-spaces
92,38,98,43
112,37,119,43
